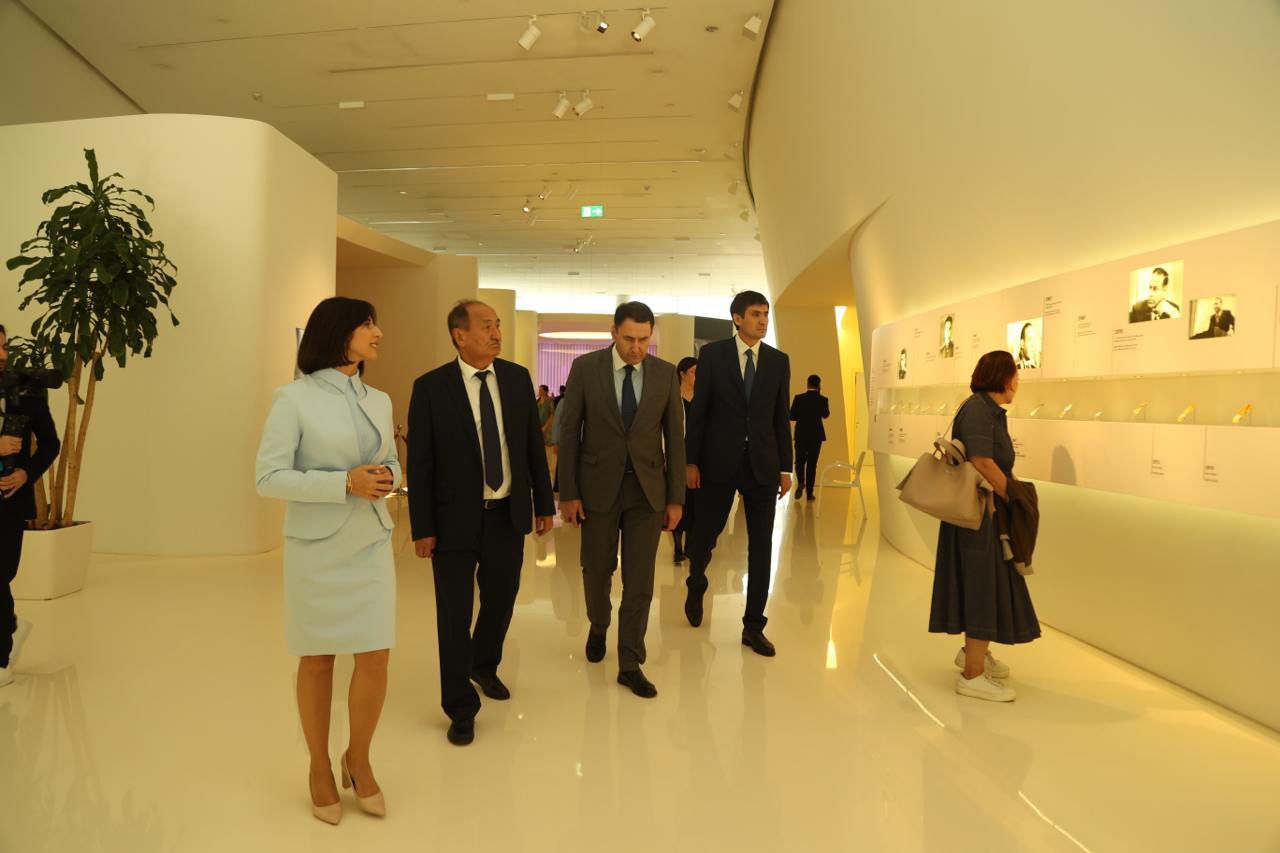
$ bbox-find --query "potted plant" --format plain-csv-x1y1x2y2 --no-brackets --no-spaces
5,148,178,598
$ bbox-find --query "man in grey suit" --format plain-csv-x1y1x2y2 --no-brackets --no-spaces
557,301,686,698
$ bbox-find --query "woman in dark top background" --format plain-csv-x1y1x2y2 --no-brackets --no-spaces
929,350,1040,702
670,357,698,563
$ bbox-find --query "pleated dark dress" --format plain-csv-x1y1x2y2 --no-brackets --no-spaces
928,393,1041,644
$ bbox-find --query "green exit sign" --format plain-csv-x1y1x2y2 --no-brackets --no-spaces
580,205,604,218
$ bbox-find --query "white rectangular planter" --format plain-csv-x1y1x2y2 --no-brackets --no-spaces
12,521,94,601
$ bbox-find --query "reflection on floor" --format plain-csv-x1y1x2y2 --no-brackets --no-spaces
2,469,1278,853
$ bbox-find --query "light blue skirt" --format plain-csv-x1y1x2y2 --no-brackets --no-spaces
283,505,395,656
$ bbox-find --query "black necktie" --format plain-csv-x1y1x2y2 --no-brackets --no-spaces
621,364,638,431
475,370,503,491
744,348,756,402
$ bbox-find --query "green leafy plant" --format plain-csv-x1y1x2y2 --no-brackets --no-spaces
6,148,178,529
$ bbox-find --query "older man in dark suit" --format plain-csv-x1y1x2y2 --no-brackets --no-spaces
684,291,792,656
557,301,685,698
407,300,555,746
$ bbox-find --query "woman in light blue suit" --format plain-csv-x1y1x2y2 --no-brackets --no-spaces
256,297,400,825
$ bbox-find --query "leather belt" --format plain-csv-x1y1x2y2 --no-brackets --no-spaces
483,498,510,511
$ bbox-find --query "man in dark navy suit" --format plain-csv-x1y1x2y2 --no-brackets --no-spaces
790,374,830,501
683,291,792,657
0,324,61,688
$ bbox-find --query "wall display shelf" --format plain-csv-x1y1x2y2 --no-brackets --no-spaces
869,219,1280,520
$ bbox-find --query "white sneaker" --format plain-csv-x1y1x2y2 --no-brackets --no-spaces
955,672,1016,702
954,647,1010,679
0,666,12,688
9,620,31,667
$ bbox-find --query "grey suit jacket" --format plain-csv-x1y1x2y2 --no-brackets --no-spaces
556,347,686,513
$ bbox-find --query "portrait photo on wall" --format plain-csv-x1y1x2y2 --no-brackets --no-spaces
898,348,908,380
1007,318,1043,370
939,314,957,358
1188,295,1237,340
1128,260,1184,323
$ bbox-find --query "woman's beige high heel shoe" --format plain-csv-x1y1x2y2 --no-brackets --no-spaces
341,752,386,817
310,773,342,825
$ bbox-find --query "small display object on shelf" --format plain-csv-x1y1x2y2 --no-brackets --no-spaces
1008,318,1043,369
1058,403,1074,419
1177,403,1197,424
1093,410,1105,421
1188,294,1238,340
1028,403,1045,418
1132,401,1149,421
1232,403,1253,425
1128,260,1184,323
897,348,908,380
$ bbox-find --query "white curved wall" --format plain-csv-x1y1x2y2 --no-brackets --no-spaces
0,114,336,555
748,0,1280,729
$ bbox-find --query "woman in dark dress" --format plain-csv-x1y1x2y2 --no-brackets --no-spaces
670,357,698,563
929,350,1040,702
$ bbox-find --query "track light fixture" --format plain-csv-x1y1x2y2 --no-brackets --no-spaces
517,15,541,51
631,9,656,42
521,198,532,214
743,14,763,38
566,183,579,200
552,92,571,119
596,11,609,33
538,185,551,201
728,90,744,112
574,90,594,117
739,207,751,222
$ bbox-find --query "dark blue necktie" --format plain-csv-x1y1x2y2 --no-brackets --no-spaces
621,364,638,430
744,348,756,402
475,370,503,491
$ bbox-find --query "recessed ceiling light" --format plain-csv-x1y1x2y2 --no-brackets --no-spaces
486,93,516,102
399,190,408,195
705,25,720,33
698,272,712,277
337,100,366,110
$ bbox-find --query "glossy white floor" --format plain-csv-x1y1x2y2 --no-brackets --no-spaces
3,470,1278,853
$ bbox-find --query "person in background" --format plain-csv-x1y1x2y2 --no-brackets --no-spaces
255,297,400,824
537,383,557,478
0,324,61,691
670,356,698,563
929,350,1040,703
789,373,830,501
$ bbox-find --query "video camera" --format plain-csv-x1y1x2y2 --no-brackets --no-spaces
0,368,63,474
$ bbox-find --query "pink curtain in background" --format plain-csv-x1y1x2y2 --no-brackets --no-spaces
536,340,657,393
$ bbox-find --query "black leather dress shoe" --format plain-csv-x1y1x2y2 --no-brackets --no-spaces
617,668,658,698
684,589,703,627
741,631,777,657
447,719,475,746
470,672,510,700
585,631,606,663
673,551,686,564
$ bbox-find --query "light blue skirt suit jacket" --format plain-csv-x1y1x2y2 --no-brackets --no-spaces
255,369,402,656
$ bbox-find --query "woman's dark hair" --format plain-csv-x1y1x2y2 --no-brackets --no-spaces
970,350,1018,394
297,297,377,375
614,300,656,328
676,356,698,377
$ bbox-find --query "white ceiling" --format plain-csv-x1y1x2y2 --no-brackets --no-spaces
23,0,774,313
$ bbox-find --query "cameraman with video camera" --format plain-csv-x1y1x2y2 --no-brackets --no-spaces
0,324,61,688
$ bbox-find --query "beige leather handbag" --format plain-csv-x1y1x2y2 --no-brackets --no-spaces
896,432,990,530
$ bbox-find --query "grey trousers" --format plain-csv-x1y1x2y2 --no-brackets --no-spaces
580,473,664,671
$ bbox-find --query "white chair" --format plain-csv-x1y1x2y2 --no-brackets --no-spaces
814,451,866,516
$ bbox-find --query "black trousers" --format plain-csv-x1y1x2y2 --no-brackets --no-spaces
431,503,524,723
685,450,776,631
794,440,823,497
1,510,24,668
